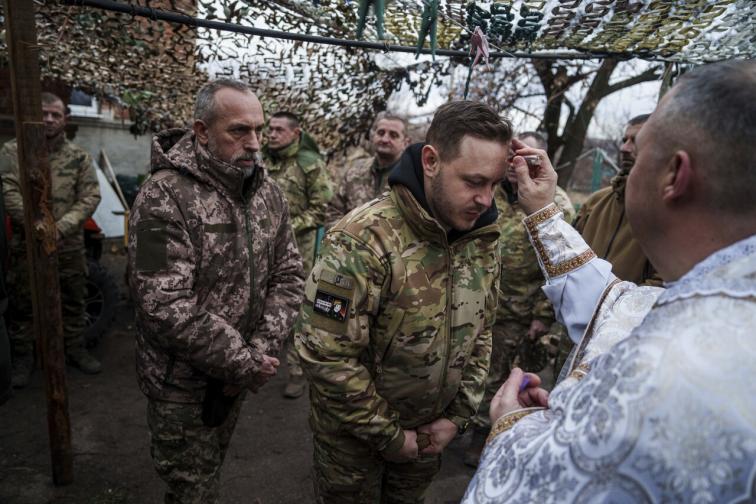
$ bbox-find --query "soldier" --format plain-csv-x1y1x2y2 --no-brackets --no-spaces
0,92,102,386
262,110,332,399
463,131,575,467
325,112,411,226
128,79,304,504
574,115,662,285
296,101,511,503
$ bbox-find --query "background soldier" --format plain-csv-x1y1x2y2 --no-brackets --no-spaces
129,79,304,504
262,110,332,399
464,131,575,467
0,92,102,386
296,101,511,503
574,114,662,285
325,112,410,226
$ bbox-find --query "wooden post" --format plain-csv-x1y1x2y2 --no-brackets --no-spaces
3,0,74,485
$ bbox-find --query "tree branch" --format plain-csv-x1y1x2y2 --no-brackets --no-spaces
602,65,663,97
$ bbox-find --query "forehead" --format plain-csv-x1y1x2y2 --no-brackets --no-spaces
213,88,264,125
269,116,295,129
42,100,65,114
374,119,405,134
445,136,509,175
624,122,644,138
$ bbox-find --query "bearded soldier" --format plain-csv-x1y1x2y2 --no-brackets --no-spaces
296,101,511,502
129,79,304,504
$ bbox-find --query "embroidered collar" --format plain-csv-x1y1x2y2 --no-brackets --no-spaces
658,234,756,305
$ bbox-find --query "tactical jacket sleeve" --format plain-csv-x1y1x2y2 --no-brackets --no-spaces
56,150,101,238
129,180,264,387
295,231,406,454
248,199,305,357
443,261,498,431
290,159,332,235
325,175,349,228
0,143,25,226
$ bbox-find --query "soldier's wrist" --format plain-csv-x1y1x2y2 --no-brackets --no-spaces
443,414,470,435
378,427,405,456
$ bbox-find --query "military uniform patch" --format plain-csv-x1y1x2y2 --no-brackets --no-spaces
313,291,350,322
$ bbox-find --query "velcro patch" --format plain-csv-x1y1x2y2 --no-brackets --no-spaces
136,220,168,271
204,222,237,233
319,269,354,290
313,290,350,322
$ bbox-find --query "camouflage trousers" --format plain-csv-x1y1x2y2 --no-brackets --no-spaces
312,429,441,504
147,395,245,504
7,248,87,355
472,320,550,430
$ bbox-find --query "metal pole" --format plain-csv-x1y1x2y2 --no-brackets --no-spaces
2,0,74,485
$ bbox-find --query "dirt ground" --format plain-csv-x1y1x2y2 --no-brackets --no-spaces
0,250,477,504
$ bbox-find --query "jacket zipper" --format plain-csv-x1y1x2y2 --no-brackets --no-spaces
243,196,256,343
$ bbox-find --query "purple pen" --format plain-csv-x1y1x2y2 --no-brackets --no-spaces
519,375,531,392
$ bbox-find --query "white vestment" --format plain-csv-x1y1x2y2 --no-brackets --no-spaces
464,204,756,504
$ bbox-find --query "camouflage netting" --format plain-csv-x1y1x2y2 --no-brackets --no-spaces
0,0,753,154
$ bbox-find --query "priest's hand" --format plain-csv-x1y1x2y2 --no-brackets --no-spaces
511,138,558,215
489,367,550,425
417,418,458,455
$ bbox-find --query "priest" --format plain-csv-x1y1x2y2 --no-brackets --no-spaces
464,59,756,503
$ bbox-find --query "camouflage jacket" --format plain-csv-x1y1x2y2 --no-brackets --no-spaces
129,129,305,403
262,134,332,271
296,144,499,455
325,156,395,227
0,136,101,252
496,183,575,325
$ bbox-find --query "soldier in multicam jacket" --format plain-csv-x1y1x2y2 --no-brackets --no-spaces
296,101,512,503
261,110,333,399
0,92,102,386
128,80,304,504
464,131,575,467
325,112,410,227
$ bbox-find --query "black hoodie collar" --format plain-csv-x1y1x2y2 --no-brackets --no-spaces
388,143,498,242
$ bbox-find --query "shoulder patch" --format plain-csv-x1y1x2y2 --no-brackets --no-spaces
135,219,168,271
310,269,356,333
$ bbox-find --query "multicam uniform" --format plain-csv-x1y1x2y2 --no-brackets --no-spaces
472,183,575,431
129,130,304,504
0,136,101,357
296,144,500,503
325,156,395,227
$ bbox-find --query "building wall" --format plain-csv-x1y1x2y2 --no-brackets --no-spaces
71,118,152,178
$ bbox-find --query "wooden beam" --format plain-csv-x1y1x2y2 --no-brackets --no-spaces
2,0,73,485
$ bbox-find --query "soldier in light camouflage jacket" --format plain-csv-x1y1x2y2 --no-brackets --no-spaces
325,112,410,227
0,92,102,382
296,102,512,503
129,81,304,504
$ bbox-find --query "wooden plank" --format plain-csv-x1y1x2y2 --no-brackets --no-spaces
2,0,74,485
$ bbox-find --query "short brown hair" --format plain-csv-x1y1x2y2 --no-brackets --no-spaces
371,112,409,137
426,101,512,161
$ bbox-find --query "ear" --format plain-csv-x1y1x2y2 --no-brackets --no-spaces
194,119,209,146
421,144,440,178
294,126,302,137
403,136,411,148
661,150,693,203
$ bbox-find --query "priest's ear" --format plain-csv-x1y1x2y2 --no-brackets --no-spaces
661,150,693,203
